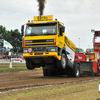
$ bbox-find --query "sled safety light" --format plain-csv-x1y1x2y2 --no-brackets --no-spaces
91,29,95,32
97,45,100,47
98,81,100,93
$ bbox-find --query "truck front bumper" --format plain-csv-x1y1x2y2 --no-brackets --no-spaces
23,52,61,66
23,46,61,60
23,52,61,60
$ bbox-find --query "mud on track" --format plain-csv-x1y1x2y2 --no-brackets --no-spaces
0,69,100,93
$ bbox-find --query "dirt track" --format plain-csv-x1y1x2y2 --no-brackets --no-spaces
0,68,100,92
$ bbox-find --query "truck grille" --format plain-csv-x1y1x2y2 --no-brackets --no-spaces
25,39,54,46
34,53,43,55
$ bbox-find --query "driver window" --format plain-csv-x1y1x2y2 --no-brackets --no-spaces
26,27,32,34
42,29,47,34
58,24,63,36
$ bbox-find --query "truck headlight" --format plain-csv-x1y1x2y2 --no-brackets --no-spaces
23,50,28,53
51,49,56,52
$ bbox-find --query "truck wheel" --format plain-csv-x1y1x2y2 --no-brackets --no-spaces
43,69,57,76
43,69,48,76
94,63,99,76
57,53,67,69
72,63,80,78
47,69,56,76
26,59,34,70
96,67,99,76
43,69,53,76
97,63,99,76
67,68,72,77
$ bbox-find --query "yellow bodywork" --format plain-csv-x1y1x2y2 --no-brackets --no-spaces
23,15,76,61
65,36,76,52
23,35,57,48
23,52,61,60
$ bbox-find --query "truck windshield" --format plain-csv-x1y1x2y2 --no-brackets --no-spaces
25,23,57,36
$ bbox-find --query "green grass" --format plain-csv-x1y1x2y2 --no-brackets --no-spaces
0,81,100,100
0,67,43,71
0,67,27,70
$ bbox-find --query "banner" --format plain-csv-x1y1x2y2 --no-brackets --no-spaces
3,40,13,49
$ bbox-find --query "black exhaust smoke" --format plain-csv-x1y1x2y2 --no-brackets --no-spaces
37,0,46,16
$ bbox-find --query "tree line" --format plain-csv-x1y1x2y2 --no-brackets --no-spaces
0,25,22,54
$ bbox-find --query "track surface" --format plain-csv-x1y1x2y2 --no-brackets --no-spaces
0,69,100,92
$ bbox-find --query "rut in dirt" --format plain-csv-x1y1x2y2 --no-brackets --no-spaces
0,70,100,93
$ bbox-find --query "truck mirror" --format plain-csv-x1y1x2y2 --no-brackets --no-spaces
21,25,24,36
62,27,65,32
59,27,65,36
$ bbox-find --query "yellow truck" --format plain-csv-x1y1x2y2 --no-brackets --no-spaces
21,15,79,77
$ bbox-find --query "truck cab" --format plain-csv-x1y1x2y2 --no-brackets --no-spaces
21,15,77,77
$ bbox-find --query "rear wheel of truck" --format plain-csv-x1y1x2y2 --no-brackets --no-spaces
96,67,99,76
43,69,54,76
43,69,48,76
57,53,67,69
72,63,80,78
67,68,72,77
43,66,57,76
26,59,34,70
94,62,99,76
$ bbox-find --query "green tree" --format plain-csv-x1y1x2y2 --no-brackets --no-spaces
0,25,7,39
0,25,22,54
10,29,22,53
86,48,94,52
0,25,8,48
76,47,84,52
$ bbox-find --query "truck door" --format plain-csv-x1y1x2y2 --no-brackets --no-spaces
58,23,65,48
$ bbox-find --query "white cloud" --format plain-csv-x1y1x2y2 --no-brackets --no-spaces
0,0,100,50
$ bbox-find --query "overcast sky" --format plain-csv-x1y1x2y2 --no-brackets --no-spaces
0,0,100,51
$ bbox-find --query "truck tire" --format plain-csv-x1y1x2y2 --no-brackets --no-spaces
43,69,54,76
96,67,99,76
48,69,57,76
43,65,56,76
94,63,99,76
26,59,34,70
72,63,80,78
67,68,72,77
57,53,67,69
43,69,48,76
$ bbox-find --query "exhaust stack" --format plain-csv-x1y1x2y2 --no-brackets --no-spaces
37,0,46,16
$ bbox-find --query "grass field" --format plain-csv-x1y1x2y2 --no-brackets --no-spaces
0,63,99,100
0,67,27,70
0,63,43,71
0,67,42,71
0,81,100,100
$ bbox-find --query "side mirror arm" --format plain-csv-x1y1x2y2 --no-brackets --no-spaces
21,25,24,36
